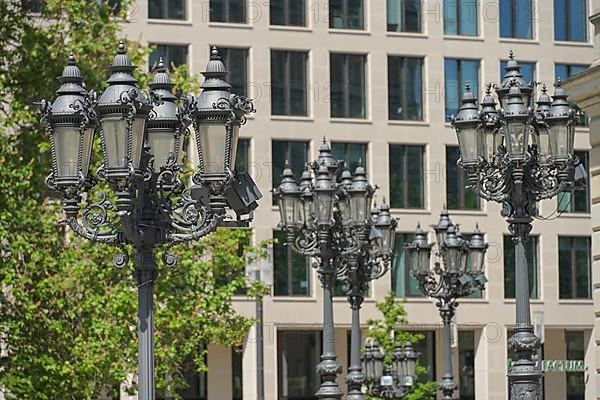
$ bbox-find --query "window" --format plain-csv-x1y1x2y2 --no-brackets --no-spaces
236,138,250,173
503,235,539,299
444,0,478,36
389,144,425,209
391,233,423,297
458,331,475,400
330,53,367,119
273,230,311,296
271,50,308,116
277,331,321,398
387,0,421,33
555,0,587,41
444,58,479,121
559,237,591,299
329,0,364,29
210,0,246,23
388,56,423,121
271,140,309,197
413,331,436,381
149,44,188,71
232,348,243,400
558,151,589,213
555,64,590,126
331,142,367,174
271,0,306,26
149,0,186,19
500,0,534,39
213,47,248,97
446,147,480,210
565,331,585,400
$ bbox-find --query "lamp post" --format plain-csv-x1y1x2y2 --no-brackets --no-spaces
451,52,579,399
361,339,419,399
274,141,395,399
405,210,488,399
39,44,261,400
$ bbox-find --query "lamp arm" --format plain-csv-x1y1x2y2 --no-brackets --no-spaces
287,227,320,257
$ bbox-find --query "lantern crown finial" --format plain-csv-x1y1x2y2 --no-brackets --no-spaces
453,83,479,123
57,51,85,91
106,40,137,85
150,57,175,96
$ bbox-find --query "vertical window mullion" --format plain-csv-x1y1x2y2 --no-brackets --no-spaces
457,0,462,34
511,0,517,37
284,53,291,115
403,147,409,207
343,56,350,117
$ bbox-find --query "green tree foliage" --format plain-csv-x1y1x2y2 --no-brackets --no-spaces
0,1,263,399
365,292,438,400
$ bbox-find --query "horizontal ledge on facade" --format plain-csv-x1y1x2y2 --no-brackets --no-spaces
270,115,314,122
503,299,544,304
269,25,312,33
385,32,428,39
146,18,193,26
387,120,430,126
328,28,371,36
552,212,591,219
443,209,488,217
208,22,253,29
443,35,485,42
329,118,372,124
557,300,593,305
553,40,594,48
389,208,431,215
498,38,540,45
270,297,318,302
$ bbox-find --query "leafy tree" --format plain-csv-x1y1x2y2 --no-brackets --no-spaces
0,1,265,399
365,292,438,400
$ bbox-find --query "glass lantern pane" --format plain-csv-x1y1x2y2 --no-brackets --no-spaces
284,196,296,226
198,122,227,174
315,192,333,224
446,249,461,273
295,197,305,225
54,126,81,179
131,117,146,169
351,195,366,224
101,117,128,169
418,251,431,274
549,124,569,160
469,251,484,274
505,121,528,157
81,127,95,177
303,196,314,226
457,126,479,163
229,125,240,171
148,130,176,169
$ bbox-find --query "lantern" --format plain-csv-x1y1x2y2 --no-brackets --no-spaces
546,81,577,162
315,138,340,179
444,225,466,275
192,47,250,176
392,343,406,384
480,84,500,162
532,84,553,163
43,52,95,189
313,163,336,226
452,83,482,167
502,83,530,161
147,59,182,170
468,224,488,275
432,208,452,245
275,162,302,228
405,224,432,277
375,201,397,255
299,164,314,226
403,342,418,386
97,41,151,180
495,51,533,108
348,162,374,225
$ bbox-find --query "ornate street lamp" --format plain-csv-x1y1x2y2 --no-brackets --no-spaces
405,210,488,400
361,339,419,399
451,52,579,399
274,141,396,400
40,43,261,399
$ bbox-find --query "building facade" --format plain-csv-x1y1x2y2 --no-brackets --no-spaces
121,0,595,399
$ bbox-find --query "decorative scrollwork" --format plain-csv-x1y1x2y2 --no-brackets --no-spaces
112,243,130,268
82,192,118,233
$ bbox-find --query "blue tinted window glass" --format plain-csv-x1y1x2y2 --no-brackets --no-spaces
501,0,533,38
444,0,458,35
459,0,477,35
554,0,568,40
569,0,587,41
499,0,513,37
445,59,460,119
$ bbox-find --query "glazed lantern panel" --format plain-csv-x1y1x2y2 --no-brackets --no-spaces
53,125,82,179
505,120,528,158
548,122,572,161
469,247,485,274
81,126,95,176
131,116,146,168
314,190,334,225
338,195,351,221
278,192,300,227
198,122,227,174
101,116,128,168
532,126,550,162
457,125,480,164
148,130,177,169
445,246,463,274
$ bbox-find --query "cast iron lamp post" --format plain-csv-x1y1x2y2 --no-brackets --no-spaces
39,43,261,400
361,339,419,399
274,141,396,399
451,53,579,399
405,210,488,399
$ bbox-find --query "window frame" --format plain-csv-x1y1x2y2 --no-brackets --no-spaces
148,0,187,20
329,52,368,119
387,55,424,121
445,146,480,210
209,0,247,23
499,0,535,39
270,49,309,117
391,232,423,297
554,0,588,42
444,58,480,122
557,151,590,213
443,0,479,36
388,144,426,209
558,236,592,300
148,43,189,72
329,0,366,30
386,0,423,33
503,234,540,299
270,0,307,26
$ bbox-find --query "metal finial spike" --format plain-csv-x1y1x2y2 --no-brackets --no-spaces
210,46,221,60
509,50,514,60
541,83,548,93
555,77,562,88
284,159,290,168
465,81,471,92
475,222,479,229
118,40,126,53
322,136,327,144
442,203,447,211
416,222,421,229
68,51,76,65
485,83,492,94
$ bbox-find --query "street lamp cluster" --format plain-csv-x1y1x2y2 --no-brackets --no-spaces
362,340,419,399
406,210,488,399
451,52,581,399
40,43,261,400
274,142,407,400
